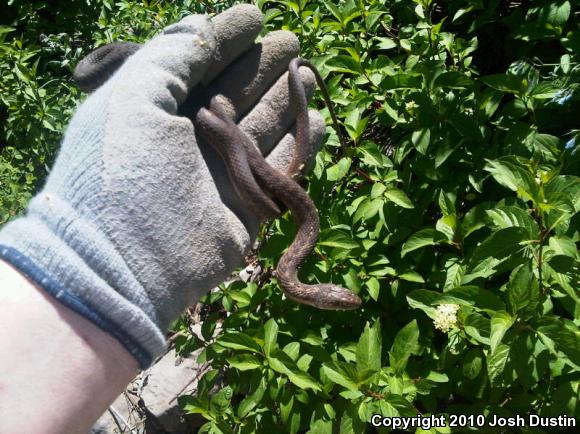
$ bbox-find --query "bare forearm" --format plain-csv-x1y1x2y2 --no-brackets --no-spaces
0,260,139,434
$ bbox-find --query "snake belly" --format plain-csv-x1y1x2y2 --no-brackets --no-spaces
73,43,362,310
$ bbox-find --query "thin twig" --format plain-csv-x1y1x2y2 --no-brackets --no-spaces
107,405,138,434
167,361,211,405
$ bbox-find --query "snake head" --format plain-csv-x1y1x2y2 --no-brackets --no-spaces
316,284,362,310
282,282,362,311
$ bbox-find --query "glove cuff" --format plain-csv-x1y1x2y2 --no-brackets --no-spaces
0,194,166,368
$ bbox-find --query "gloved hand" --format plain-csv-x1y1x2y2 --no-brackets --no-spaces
0,4,327,368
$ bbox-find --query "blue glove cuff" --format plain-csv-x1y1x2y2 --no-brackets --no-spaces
0,245,155,368
0,196,167,369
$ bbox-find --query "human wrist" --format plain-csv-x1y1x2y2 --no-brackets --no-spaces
0,259,139,434
0,198,166,368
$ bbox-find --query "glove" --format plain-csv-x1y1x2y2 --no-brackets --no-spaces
0,4,327,368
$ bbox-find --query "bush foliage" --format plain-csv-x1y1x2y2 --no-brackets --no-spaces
2,1,579,433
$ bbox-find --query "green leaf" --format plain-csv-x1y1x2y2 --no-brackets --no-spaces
545,256,580,302
301,331,324,347
549,236,578,258
366,10,385,31
462,349,484,379
443,257,466,290
528,133,560,162
344,107,369,142
278,0,300,14
365,277,381,301
469,227,529,275
375,37,397,50
380,99,404,124
535,316,580,368
357,141,392,167
210,386,233,415
484,157,539,203
507,263,539,316
412,128,431,154
310,417,333,434
414,4,425,19
179,395,214,420
487,343,510,383
216,332,261,352
461,202,495,238
436,214,457,241
319,229,359,250
226,353,262,371
398,270,425,283
209,420,234,434
283,342,300,361
464,313,491,345
237,376,267,418
342,7,362,26
323,0,342,21
229,289,251,307
371,182,387,199
490,311,514,353
438,190,456,215
0,26,15,35
485,206,539,238
322,361,359,391
545,175,580,212
543,1,571,29
384,188,414,208
268,349,321,391
407,289,440,318
440,286,504,312
381,73,422,89
378,394,416,418
339,403,366,434
478,88,503,120
279,388,299,433
401,228,446,256
325,55,362,74
529,83,561,100
399,38,412,51
343,267,362,293
356,321,382,372
448,113,483,140
353,197,383,222
389,320,420,374
453,6,476,22
326,157,352,181
434,71,473,88
481,74,526,94
263,318,278,357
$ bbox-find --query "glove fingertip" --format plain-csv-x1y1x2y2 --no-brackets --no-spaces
116,15,217,100
162,14,214,40
210,4,264,75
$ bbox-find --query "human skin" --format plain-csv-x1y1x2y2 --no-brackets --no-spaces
0,259,139,434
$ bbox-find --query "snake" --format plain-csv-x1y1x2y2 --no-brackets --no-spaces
73,43,362,310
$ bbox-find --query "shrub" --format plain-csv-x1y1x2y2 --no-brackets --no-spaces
1,1,578,432
178,1,580,432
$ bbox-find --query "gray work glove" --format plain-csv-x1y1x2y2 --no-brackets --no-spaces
0,4,326,368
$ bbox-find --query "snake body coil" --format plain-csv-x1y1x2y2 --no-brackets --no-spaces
73,43,362,310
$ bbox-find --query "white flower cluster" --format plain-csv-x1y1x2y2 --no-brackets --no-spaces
433,304,460,333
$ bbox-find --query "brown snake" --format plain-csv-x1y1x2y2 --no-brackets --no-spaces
73,44,362,310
